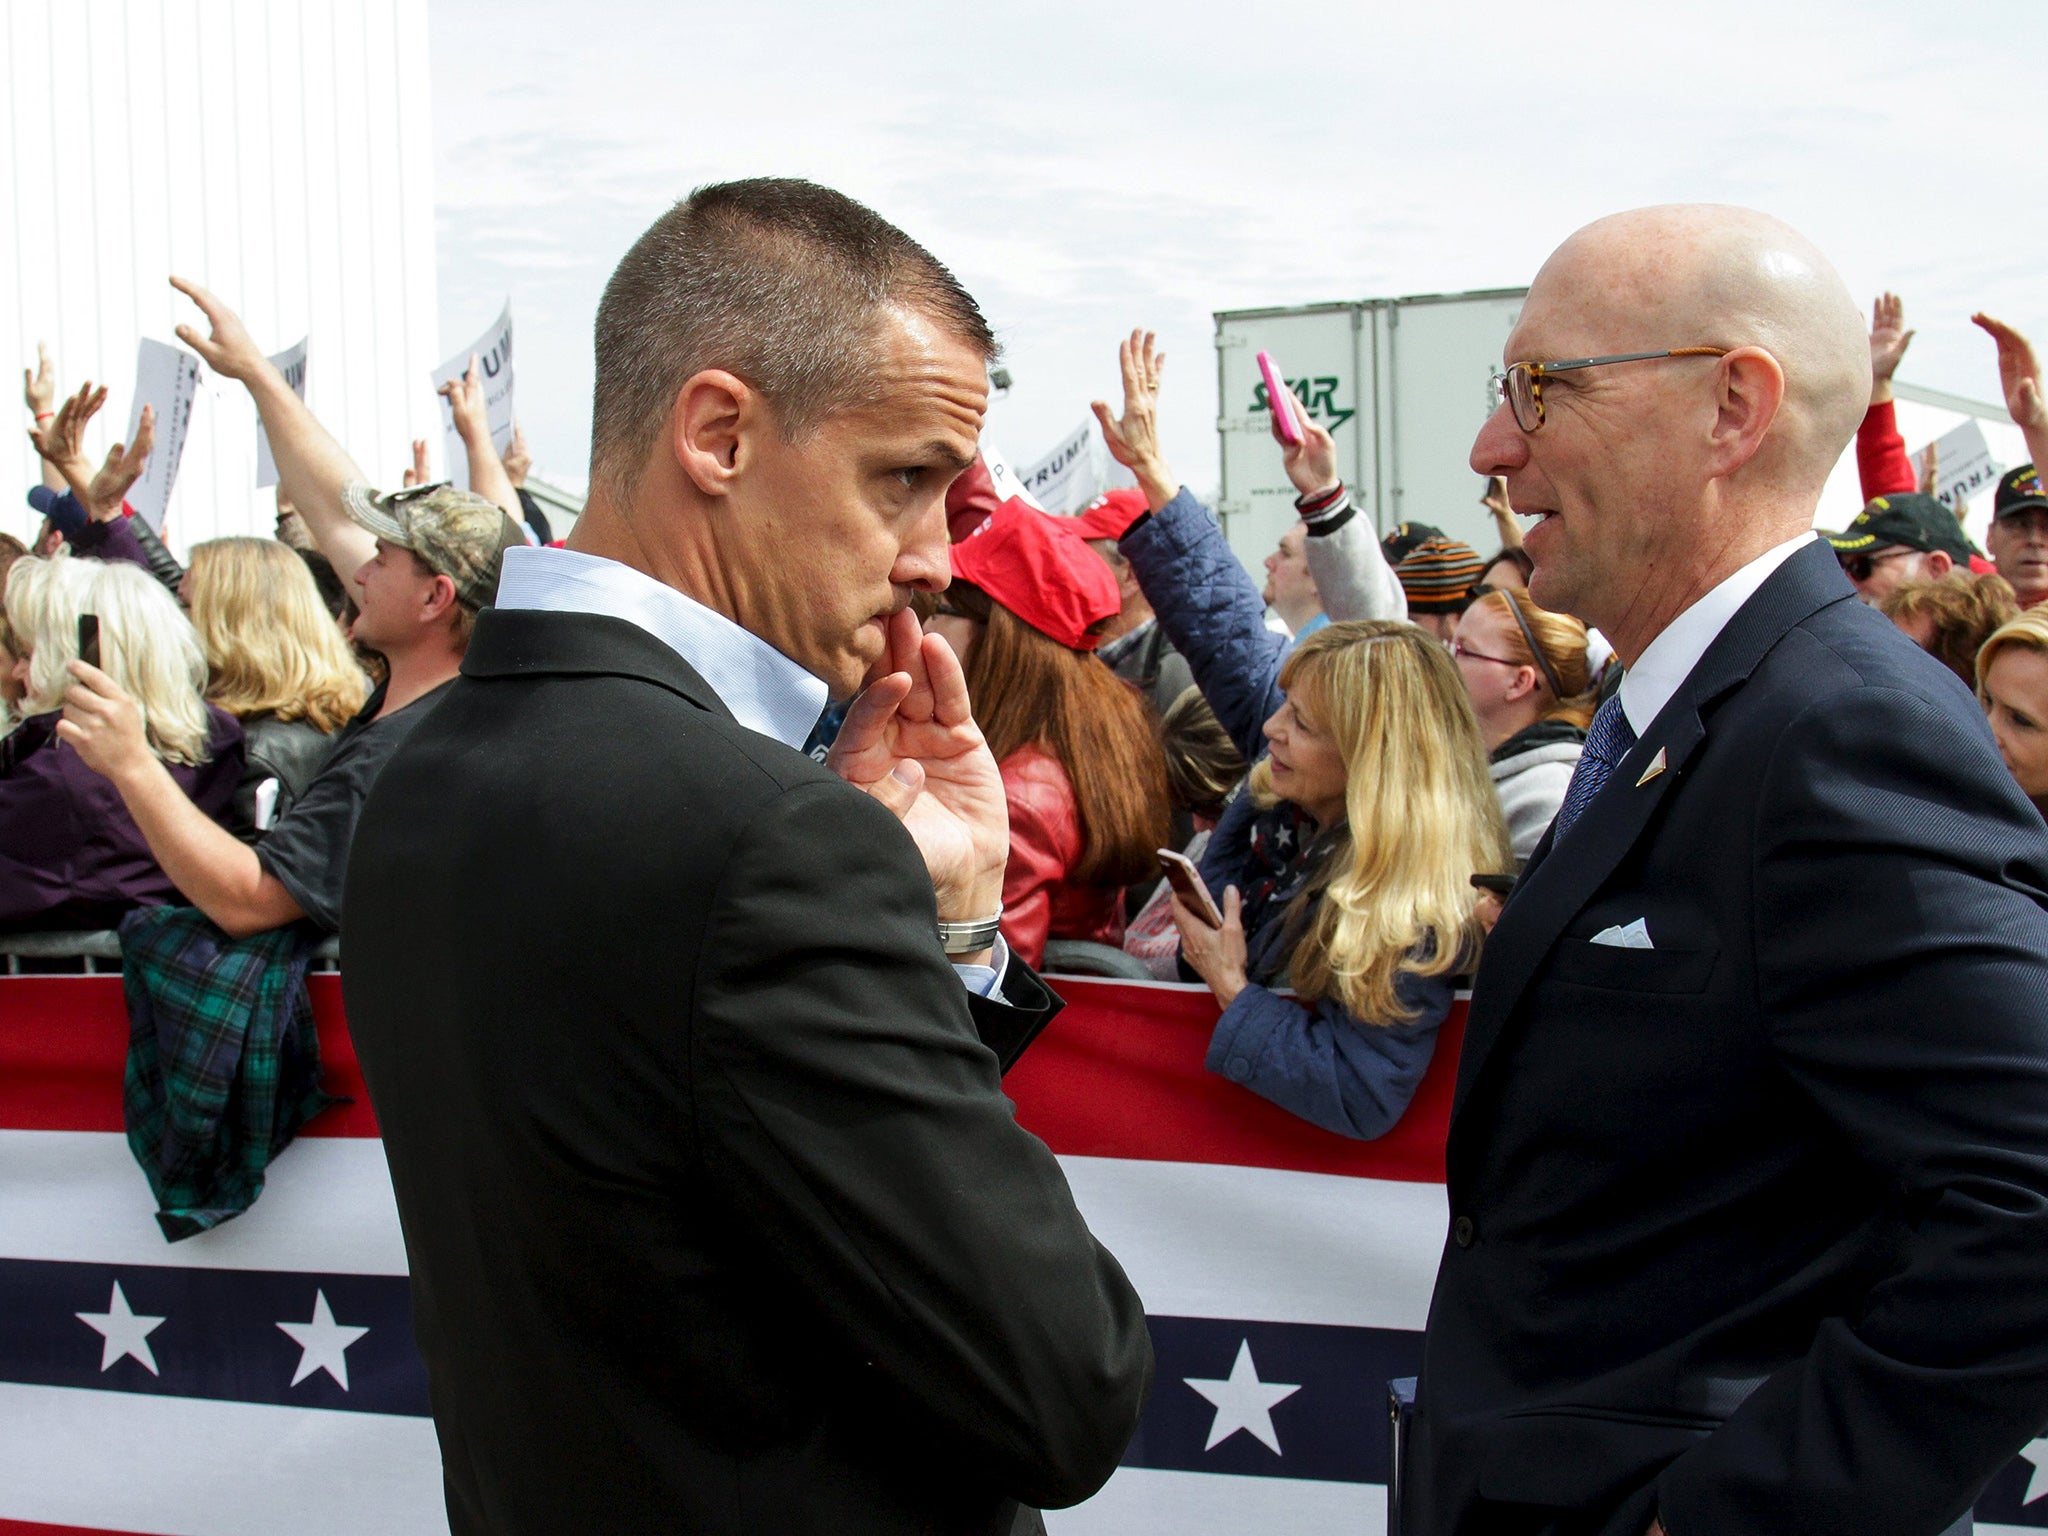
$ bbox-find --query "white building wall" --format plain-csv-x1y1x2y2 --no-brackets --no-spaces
0,0,440,558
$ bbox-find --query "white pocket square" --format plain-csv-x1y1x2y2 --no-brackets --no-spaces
1590,918,1654,949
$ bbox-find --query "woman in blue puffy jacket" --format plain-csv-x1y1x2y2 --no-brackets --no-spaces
1088,329,1510,1138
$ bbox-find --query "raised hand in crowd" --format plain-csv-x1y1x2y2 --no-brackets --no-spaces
401,438,431,488
171,275,377,586
26,381,154,523
1272,385,1339,497
1918,439,1940,498
1482,474,1523,552
23,342,65,493
827,607,1009,962
1869,291,1914,405
438,355,520,519
1090,327,1178,509
502,422,532,488
1974,312,2048,477
85,406,154,521
26,380,109,490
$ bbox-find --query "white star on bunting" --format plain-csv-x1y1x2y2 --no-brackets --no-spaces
76,1281,166,1375
277,1290,370,1389
2020,1437,2048,1504
1183,1339,1301,1453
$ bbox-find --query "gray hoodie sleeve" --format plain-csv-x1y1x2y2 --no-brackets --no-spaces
1300,488,1407,623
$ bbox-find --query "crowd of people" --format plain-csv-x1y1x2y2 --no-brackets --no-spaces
13,173,2048,1534
6,269,2048,1145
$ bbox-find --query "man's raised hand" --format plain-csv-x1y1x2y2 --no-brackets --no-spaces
439,356,490,443
503,423,532,488
170,276,270,383
1869,292,1915,396
1974,313,2048,434
828,608,1008,924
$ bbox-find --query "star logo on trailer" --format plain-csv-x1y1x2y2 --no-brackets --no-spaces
277,1289,371,1389
76,1280,167,1376
1183,1339,1301,1453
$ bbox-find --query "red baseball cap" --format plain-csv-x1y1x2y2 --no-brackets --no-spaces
1068,488,1150,542
945,453,1002,543
949,498,1122,651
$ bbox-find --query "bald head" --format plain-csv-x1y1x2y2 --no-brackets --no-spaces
1538,205,1870,492
1474,206,1869,661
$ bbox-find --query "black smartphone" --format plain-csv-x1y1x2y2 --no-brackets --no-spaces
76,614,100,669
1470,872,1516,897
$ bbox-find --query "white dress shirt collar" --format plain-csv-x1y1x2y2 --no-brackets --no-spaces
493,543,830,750
1617,532,1818,737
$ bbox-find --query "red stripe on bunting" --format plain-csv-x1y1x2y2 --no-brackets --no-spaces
0,1522,166,1535
0,975,379,1137
1007,978,1458,1183
0,974,1458,1179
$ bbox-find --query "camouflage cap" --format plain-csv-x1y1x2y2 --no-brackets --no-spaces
341,480,526,611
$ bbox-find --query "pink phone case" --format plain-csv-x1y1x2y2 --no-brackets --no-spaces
1257,351,1302,446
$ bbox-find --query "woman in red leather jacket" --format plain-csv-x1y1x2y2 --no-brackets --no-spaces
927,498,1171,968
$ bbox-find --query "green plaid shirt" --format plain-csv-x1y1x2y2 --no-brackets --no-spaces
118,906,336,1242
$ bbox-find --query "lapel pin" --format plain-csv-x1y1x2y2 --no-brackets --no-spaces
1635,747,1668,787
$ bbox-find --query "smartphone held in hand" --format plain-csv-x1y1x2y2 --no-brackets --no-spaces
1159,847,1223,928
76,614,100,669
1257,351,1303,447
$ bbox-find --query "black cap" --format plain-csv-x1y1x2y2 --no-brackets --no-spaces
1824,492,1979,564
1994,464,2048,521
1381,521,1446,565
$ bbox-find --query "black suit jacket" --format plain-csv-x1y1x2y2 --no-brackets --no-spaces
1412,542,2048,1536
343,609,1153,1535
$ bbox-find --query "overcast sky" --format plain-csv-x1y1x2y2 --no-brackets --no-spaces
428,0,2047,518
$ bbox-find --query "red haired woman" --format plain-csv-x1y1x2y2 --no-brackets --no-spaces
926,501,1172,967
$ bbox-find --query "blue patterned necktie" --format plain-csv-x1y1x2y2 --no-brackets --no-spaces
1551,693,1638,843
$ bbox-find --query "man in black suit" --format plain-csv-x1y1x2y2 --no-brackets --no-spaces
1410,204,2048,1536
344,180,1151,1535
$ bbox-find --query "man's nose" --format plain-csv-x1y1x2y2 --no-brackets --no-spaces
895,491,954,594
1470,401,1528,478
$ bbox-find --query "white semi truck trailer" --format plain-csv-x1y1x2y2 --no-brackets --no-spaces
1213,288,1527,579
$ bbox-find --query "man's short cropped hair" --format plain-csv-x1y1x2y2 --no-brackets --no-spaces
590,177,999,497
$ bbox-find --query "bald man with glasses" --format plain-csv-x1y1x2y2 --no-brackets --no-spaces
1407,206,2048,1536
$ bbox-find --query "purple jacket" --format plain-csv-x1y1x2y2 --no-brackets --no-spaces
0,706,245,931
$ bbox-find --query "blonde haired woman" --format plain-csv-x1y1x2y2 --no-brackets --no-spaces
183,537,367,837
1096,332,1510,1137
1452,587,1597,862
0,557,243,929
1976,605,2048,818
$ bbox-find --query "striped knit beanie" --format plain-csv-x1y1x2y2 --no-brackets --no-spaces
1392,531,1485,614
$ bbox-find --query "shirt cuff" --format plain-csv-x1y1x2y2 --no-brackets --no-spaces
952,933,1010,1003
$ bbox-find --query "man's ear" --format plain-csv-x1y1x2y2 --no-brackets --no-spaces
669,370,760,499
420,572,460,626
1928,548,1955,578
1707,346,1786,477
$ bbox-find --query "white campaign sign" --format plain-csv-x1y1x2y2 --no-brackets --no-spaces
1914,419,2001,511
124,339,201,533
431,301,515,492
1020,419,1106,515
255,337,309,488
978,439,1044,511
